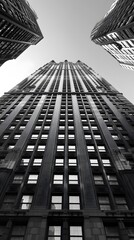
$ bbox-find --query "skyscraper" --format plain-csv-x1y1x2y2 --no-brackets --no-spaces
91,0,134,71
0,60,134,239
0,0,43,66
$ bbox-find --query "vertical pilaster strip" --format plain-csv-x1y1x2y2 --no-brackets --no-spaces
69,65,97,209
33,64,64,207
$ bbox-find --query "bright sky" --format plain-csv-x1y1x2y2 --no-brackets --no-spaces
0,0,134,104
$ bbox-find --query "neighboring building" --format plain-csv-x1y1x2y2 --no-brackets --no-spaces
0,60,134,239
91,0,134,71
0,0,43,66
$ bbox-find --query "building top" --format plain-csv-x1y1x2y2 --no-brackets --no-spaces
91,0,134,40
7,60,119,95
0,0,43,66
0,0,42,35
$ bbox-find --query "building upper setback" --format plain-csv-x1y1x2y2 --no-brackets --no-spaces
0,61,134,239
91,0,134,71
0,0,43,66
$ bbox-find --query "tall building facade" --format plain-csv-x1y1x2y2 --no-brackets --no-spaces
91,0,134,71
0,60,134,239
0,0,43,66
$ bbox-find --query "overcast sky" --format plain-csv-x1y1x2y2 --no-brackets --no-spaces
0,0,134,103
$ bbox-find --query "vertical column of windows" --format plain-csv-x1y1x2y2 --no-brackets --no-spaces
68,95,81,210
51,95,65,210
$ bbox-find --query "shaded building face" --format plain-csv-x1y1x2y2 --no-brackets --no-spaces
0,0,43,66
0,60,134,239
91,0,134,70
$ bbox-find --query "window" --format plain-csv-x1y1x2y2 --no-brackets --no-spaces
105,225,120,240
68,146,76,152
112,135,119,140
87,146,95,152
48,226,61,240
68,126,74,130
91,126,98,130
51,196,62,210
55,159,64,166
31,134,38,139
85,135,91,139
8,145,15,150
58,134,64,139
90,159,99,166
3,135,9,139
57,146,64,151
21,158,30,166
102,159,111,167
2,195,16,209
20,195,33,210
94,135,101,139
19,126,25,130
94,175,104,185
0,224,6,238
68,159,77,166
118,146,126,152
27,174,38,184
59,126,65,130
69,175,78,184
53,175,63,184
35,126,41,130
107,126,113,130
126,225,134,240
10,225,26,240
26,145,34,151
107,175,118,185
10,126,15,130
41,134,48,139
14,134,21,139
98,146,106,152
69,196,80,210
83,126,89,130
13,175,23,184
33,158,42,166
69,134,75,139
98,196,111,210
115,196,128,210
37,145,45,151
70,226,83,240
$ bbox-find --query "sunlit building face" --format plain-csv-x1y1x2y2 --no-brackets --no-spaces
91,0,134,70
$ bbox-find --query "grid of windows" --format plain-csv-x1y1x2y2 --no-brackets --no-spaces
0,61,134,240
